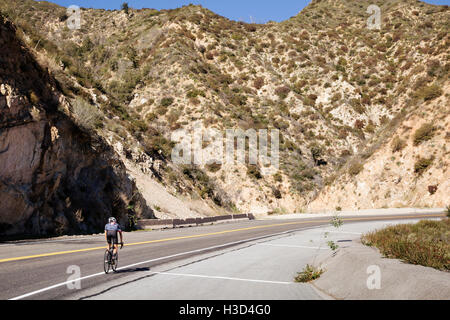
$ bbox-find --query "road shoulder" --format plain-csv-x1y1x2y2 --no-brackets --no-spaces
312,239,450,300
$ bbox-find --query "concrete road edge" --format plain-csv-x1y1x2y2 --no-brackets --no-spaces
310,239,450,300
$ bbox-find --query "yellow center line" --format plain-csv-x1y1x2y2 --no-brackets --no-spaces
0,214,443,264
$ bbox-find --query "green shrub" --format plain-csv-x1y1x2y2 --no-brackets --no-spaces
131,119,148,132
146,112,158,121
186,89,206,99
121,2,129,14
274,86,291,99
310,144,323,163
331,92,342,103
230,94,247,106
365,122,376,133
413,123,435,146
160,97,174,107
301,168,317,180
294,264,324,283
274,119,289,130
273,172,282,182
182,165,216,200
415,84,443,101
155,105,168,116
142,131,174,159
247,165,262,180
231,33,243,41
272,188,282,199
414,157,434,175
206,163,222,173
293,80,307,94
350,98,365,114
59,12,68,22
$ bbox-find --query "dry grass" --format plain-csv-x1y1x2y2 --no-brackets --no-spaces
392,136,407,153
362,219,450,271
348,160,364,176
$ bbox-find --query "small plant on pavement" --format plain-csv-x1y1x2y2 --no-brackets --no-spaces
303,214,344,279
327,240,339,251
325,214,344,252
295,264,324,283
295,214,345,282
330,214,344,228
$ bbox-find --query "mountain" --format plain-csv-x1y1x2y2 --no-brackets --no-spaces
0,0,448,236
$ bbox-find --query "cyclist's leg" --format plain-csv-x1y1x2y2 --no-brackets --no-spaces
106,235,112,250
113,235,118,256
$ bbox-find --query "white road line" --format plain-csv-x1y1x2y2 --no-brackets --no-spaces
151,272,292,285
9,272,105,300
257,243,329,250
9,226,311,300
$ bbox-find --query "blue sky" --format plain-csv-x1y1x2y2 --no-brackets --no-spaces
40,0,450,23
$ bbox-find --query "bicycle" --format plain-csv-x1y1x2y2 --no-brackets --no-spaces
104,242,123,274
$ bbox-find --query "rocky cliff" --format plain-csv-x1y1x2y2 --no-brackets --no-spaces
309,83,449,211
0,15,152,238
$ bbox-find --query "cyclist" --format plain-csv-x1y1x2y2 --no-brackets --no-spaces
105,217,123,260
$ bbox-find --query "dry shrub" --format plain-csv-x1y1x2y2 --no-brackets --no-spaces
71,97,102,131
348,160,364,176
392,136,407,152
413,123,435,146
362,219,450,271
414,157,434,175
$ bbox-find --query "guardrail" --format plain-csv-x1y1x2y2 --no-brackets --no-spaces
137,213,255,230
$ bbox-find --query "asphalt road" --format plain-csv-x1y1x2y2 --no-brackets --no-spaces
0,212,444,300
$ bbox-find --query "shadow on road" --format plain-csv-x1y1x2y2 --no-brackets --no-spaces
80,267,153,299
114,267,150,273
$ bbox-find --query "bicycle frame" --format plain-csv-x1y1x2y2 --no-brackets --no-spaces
104,242,120,274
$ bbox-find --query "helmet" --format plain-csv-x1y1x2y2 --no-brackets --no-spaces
108,217,117,223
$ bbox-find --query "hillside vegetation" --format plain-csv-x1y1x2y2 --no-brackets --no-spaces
0,0,448,226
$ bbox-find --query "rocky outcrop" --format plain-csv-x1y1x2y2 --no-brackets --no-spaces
0,15,152,238
308,84,450,212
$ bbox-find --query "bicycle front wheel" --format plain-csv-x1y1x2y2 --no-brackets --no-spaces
104,250,111,274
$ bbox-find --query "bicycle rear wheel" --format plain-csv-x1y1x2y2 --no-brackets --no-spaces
112,251,118,272
104,250,111,274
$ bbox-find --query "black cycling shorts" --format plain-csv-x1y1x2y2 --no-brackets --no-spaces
106,233,119,245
